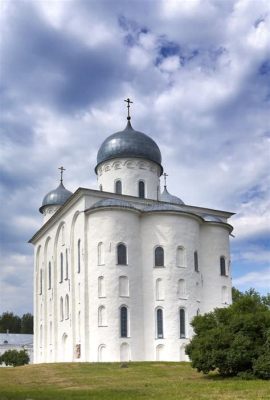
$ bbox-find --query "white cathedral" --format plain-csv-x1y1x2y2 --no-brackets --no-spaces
30,100,233,363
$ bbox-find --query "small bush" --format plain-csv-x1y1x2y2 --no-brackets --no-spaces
253,353,270,379
0,349,29,367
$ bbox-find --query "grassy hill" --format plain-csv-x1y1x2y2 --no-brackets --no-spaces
0,362,269,400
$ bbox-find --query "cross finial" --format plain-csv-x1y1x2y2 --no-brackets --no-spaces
124,98,133,120
58,166,66,183
163,172,168,187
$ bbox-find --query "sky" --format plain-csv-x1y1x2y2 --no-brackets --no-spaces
0,0,269,316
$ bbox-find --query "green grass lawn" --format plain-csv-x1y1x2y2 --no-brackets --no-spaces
0,362,269,400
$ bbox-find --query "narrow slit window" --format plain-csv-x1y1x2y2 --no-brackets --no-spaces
78,240,81,273
48,262,51,290
220,256,226,276
180,309,186,338
60,253,63,282
157,308,164,338
138,181,145,198
194,251,199,272
65,249,68,279
98,242,104,265
65,295,69,319
120,306,128,337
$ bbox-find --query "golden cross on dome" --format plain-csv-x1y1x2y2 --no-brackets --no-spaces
163,172,168,187
58,166,66,183
124,98,133,120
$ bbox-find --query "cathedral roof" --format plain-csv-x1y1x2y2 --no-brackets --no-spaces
143,203,185,212
95,120,163,174
160,186,185,205
90,198,136,211
39,182,73,214
203,214,224,222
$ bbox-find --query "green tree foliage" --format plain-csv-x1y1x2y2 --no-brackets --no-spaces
21,313,33,334
0,349,29,367
0,312,33,333
0,312,21,333
186,290,270,379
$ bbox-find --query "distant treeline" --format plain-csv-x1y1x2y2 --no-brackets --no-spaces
0,312,33,334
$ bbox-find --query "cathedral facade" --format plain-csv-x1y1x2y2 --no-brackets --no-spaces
30,105,233,363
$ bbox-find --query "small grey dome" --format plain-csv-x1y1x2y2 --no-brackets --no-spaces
39,182,73,214
160,187,185,205
96,121,163,174
90,198,136,211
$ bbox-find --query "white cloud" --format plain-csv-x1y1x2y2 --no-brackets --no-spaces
233,267,270,290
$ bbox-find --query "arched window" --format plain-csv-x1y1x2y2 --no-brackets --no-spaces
115,180,122,194
40,269,43,294
98,276,105,297
40,324,43,347
99,184,103,191
60,297,64,321
65,295,69,319
220,256,226,276
138,180,145,198
156,344,164,361
65,249,68,279
156,308,164,338
117,243,127,265
196,282,200,302
98,242,104,265
222,286,228,304
156,278,164,300
194,251,199,272
78,282,81,304
61,225,65,246
120,306,128,338
98,306,106,326
98,344,106,362
177,279,186,298
49,298,52,316
176,246,186,268
78,311,81,339
119,276,129,297
155,246,164,267
180,308,186,338
60,253,63,283
48,262,51,290
78,239,81,273
196,309,200,316
120,342,130,362
49,321,52,345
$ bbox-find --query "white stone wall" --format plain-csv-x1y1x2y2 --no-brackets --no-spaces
87,208,144,362
33,192,232,363
200,223,232,312
141,212,202,361
96,157,161,200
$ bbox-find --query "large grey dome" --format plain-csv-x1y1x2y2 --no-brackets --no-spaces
95,120,163,174
39,182,73,214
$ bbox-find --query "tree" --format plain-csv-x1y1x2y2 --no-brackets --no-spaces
186,290,270,378
21,313,33,334
0,349,29,367
0,312,21,333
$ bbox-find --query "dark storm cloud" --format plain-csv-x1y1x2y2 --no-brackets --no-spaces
2,1,131,113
